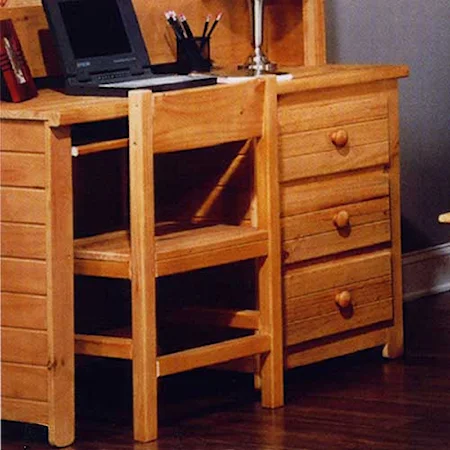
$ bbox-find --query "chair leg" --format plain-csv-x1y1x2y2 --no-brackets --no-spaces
129,89,158,441
258,257,284,408
132,277,158,441
132,358,158,442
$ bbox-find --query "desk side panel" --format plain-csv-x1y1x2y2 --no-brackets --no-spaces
1,120,50,425
0,119,75,446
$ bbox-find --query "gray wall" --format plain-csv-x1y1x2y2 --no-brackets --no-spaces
325,0,450,252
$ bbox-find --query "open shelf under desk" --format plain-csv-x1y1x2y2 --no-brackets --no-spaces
74,223,269,278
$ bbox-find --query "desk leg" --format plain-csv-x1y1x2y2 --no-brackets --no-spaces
46,125,75,447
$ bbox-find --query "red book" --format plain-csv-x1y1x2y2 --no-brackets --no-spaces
1,19,38,102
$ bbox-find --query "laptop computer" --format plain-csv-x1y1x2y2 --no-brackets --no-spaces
42,0,217,96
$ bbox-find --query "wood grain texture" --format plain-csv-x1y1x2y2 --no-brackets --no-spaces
0,257,46,294
0,187,46,224
2,362,48,402
1,327,48,365
0,120,46,152
280,120,390,181
1,223,46,259
1,398,49,428
282,197,391,264
44,125,75,447
278,93,388,135
283,250,392,300
0,292,47,330
0,152,45,187
281,169,389,217
382,80,404,359
152,83,263,153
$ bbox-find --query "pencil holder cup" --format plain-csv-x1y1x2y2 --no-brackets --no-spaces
176,36,212,73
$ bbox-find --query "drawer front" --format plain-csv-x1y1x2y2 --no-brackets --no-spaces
1,328,48,365
284,250,393,345
0,186,46,224
282,197,391,264
2,363,48,402
278,93,388,135
281,169,389,218
0,152,46,188
1,292,47,330
280,119,390,181
1,223,46,259
0,258,47,295
0,120,46,153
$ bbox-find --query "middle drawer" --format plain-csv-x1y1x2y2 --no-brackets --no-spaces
281,170,391,264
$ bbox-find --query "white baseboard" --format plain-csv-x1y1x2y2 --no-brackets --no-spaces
402,242,450,302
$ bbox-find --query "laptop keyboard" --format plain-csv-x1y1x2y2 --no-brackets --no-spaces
99,74,213,89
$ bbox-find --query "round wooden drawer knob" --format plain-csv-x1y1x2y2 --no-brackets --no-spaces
335,290,352,308
333,210,350,228
331,129,349,147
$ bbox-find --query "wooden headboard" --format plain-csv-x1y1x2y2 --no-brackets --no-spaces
0,0,326,79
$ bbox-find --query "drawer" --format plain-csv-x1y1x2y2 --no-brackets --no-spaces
280,119,390,181
1,292,47,330
284,250,393,345
2,363,48,402
278,93,388,135
0,121,46,153
1,327,48,365
1,223,46,259
281,169,389,218
282,197,391,264
0,257,47,295
0,151,46,188
0,186,46,224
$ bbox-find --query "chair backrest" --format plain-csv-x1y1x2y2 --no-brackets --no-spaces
128,78,278,230
132,79,268,154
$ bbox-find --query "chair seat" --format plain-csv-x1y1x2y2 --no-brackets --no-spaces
74,223,269,278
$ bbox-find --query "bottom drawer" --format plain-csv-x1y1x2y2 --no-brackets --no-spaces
284,250,393,345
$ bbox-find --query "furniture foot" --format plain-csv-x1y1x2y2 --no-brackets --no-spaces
382,342,404,359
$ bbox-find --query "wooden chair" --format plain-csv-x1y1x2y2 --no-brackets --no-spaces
73,77,283,442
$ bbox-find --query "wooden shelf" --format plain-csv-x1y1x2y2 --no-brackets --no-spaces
74,224,269,278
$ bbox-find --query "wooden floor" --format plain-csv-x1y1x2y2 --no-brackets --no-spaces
2,291,450,449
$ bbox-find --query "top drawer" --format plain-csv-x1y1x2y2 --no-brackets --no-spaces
278,93,388,135
278,94,389,181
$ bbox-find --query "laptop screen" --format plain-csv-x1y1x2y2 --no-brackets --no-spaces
43,0,151,78
59,0,132,58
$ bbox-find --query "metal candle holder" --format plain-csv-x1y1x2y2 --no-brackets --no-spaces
239,0,277,75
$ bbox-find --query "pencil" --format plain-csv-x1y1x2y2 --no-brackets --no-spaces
206,12,222,39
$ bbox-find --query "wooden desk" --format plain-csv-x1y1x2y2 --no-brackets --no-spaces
0,64,408,446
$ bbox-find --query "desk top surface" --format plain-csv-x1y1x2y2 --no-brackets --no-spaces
0,65,408,127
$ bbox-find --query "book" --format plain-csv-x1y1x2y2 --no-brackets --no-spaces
214,70,293,84
0,19,37,102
